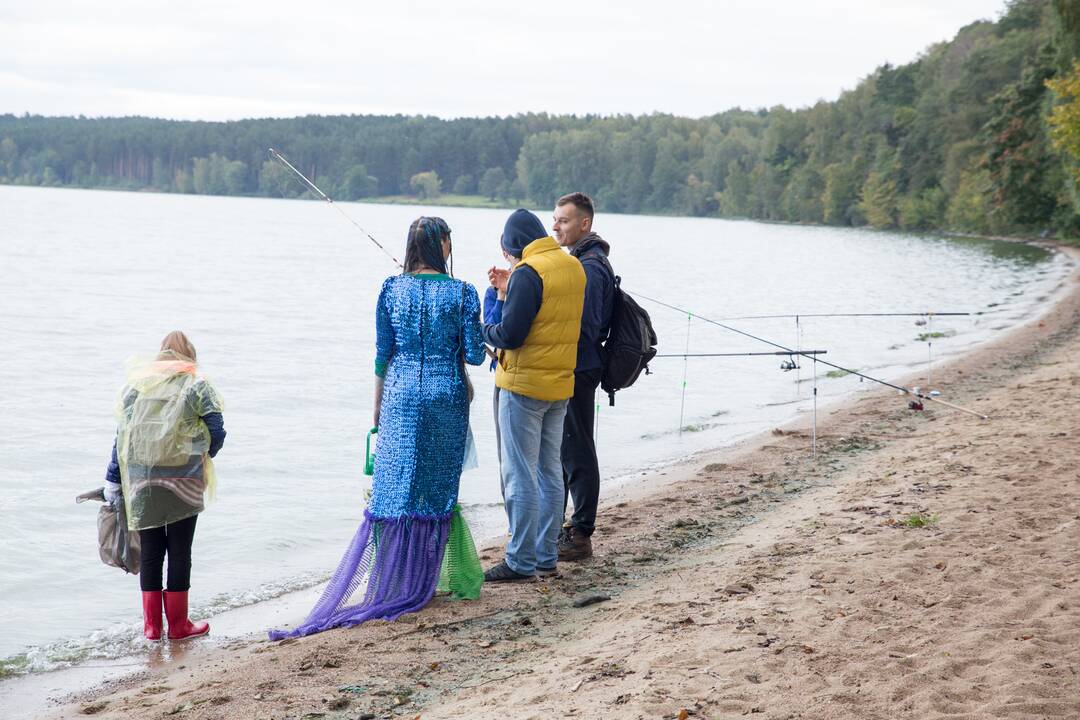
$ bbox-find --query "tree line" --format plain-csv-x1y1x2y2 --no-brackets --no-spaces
3,0,1080,237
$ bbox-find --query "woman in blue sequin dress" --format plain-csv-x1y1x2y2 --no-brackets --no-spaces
270,217,487,639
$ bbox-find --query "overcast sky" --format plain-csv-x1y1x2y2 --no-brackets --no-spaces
0,0,1008,121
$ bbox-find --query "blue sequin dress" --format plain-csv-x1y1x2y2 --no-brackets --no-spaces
269,273,486,640
371,274,486,516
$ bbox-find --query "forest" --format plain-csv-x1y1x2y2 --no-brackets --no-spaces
4,0,1080,237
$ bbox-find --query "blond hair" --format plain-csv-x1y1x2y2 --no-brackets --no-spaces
159,330,197,362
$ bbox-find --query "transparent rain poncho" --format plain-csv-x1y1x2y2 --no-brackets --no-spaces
115,351,223,531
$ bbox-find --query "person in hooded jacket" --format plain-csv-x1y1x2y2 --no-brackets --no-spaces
483,209,585,582
551,192,615,561
104,331,226,641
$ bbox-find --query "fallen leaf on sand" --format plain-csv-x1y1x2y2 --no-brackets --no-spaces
678,709,690,720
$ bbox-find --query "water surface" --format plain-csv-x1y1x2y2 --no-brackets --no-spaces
0,185,1069,679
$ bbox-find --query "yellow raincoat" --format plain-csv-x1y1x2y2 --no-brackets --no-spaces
115,351,223,531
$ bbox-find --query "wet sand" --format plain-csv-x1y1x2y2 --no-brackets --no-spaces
34,246,1080,719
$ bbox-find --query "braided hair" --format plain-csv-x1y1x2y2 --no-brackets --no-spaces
403,216,452,276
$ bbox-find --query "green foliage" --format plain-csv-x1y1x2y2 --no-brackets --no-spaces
902,513,939,528
258,160,292,197
859,172,898,228
2,2,1079,235
479,166,507,200
191,153,246,196
451,173,473,195
947,167,994,233
340,164,378,200
1048,61,1080,180
409,170,441,199
898,186,947,230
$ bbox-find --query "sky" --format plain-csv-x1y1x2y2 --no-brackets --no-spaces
0,0,1009,121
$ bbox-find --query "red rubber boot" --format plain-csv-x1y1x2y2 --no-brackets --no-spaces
163,590,209,640
142,591,163,641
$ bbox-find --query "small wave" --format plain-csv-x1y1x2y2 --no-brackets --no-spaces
459,501,506,510
0,622,147,678
0,572,332,678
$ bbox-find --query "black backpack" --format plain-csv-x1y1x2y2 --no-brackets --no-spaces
600,274,658,406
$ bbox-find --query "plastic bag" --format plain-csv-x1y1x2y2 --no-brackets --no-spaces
98,500,140,574
462,424,479,471
436,504,483,600
78,488,140,574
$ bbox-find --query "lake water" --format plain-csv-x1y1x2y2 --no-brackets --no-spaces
0,185,1071,685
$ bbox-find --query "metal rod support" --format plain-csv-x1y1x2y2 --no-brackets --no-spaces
630,290,989,420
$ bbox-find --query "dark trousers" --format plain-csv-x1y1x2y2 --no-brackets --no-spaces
562,368,601,537
138,514,198,592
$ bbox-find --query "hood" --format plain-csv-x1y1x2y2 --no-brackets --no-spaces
502,209,548,257
570,232,610,259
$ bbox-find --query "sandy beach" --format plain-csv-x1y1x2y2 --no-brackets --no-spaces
33,245,1080,719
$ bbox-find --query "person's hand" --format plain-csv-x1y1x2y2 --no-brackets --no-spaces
488,267,510,294
104,481,122,507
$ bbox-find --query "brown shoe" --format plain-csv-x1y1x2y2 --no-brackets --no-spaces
557,526,593,561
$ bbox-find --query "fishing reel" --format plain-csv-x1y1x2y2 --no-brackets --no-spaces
780,356,799,372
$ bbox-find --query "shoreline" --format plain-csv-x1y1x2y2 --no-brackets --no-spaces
5,185,1079,249
12,246,1075,716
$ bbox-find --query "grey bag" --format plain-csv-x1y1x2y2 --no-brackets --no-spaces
77,487,141,574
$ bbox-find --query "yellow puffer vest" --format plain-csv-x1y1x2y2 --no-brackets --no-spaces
496,237,586,401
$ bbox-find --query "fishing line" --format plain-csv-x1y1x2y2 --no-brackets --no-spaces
268,148,404,269
677,313,692,437
630,290,989,420
926,313,934,390
795,315,801,392
812,356,819,460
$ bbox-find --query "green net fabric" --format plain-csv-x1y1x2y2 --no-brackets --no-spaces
437,504,483,600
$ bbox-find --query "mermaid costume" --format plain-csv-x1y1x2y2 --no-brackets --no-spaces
269,273,486,639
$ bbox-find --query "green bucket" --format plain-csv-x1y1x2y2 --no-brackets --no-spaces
364,427,378,476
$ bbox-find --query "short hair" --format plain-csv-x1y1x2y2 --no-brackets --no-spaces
556,192,594,220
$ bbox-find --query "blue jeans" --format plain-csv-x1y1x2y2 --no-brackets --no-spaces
499,390,568,575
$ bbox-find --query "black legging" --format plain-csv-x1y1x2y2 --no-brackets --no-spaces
138,514,198,592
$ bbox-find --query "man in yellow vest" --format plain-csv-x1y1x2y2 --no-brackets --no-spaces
483,209,586,582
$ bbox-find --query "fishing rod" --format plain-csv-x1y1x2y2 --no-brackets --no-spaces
656,350,826,373
717,312,971,321
656,349,827,376
630,290,989,420
267,148,403,269
655,350,827,357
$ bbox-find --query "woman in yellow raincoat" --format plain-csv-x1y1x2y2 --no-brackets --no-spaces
104,331,226,640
